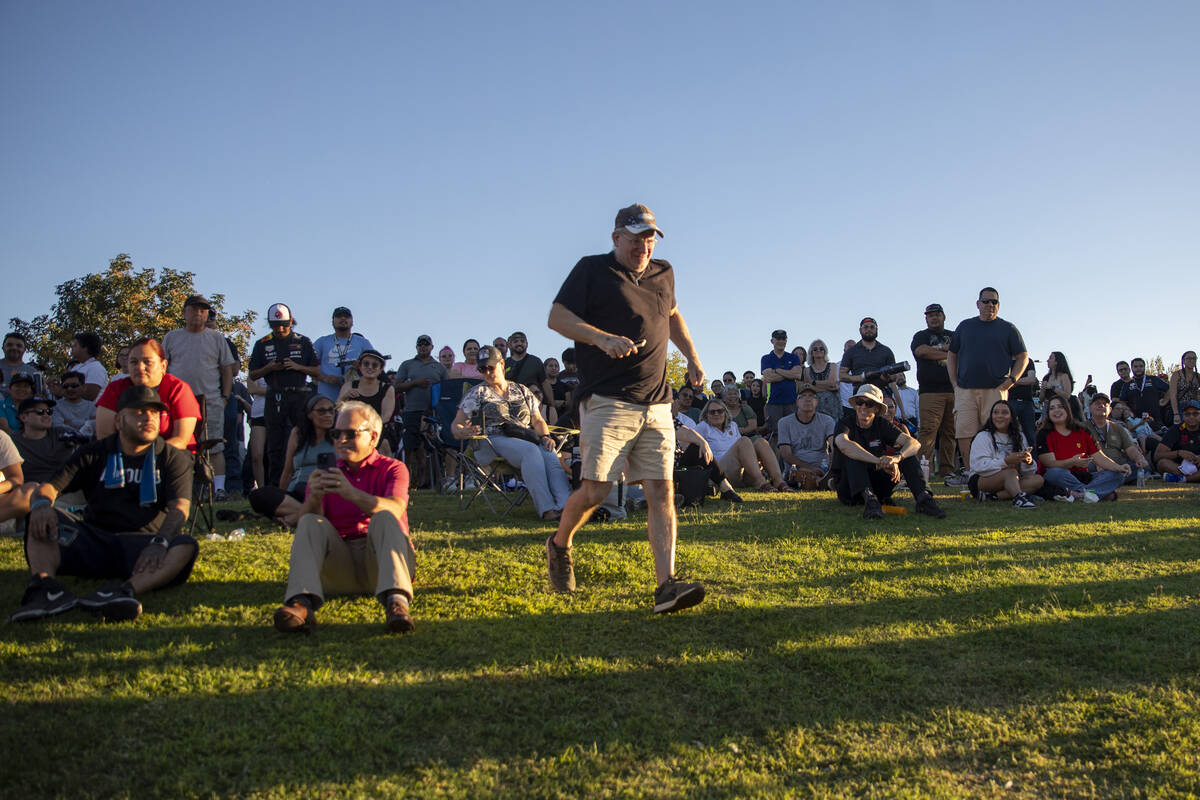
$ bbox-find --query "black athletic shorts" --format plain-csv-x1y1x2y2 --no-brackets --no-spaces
27,510,199,586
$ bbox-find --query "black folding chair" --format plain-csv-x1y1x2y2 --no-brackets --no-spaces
188,394,226,535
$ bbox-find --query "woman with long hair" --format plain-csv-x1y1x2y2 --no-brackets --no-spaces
969,399,1043,508
803,339,841,421
1168,350,1199,422
1035,396,1128,502
746,378,766,425
695,399,791,492
248,394,337,525
1041,351,1081,419
338,349,396,452
722,387,760,437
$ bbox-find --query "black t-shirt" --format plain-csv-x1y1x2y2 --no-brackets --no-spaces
1119,375,1169,420
248,332,317,390
1110,378,1132,400
909,328,953,393
1160,425,1200,455
841,342,897,390
13,429,77,484
1009,362,1037,402
505,353,547,389
49,435,193,532
835,415,904,458
553,252,675,405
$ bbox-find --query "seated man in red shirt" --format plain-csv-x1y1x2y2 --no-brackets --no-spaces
273,400,416,634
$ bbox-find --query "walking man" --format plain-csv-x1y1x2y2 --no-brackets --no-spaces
546,203,706,613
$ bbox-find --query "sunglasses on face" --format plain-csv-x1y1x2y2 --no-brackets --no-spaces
331,428,370,440
25,409,53,416
979,298,999,306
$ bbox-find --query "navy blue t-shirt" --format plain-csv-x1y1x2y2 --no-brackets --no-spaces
949,317,1026,389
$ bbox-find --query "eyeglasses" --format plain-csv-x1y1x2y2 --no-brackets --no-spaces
359,360,382,370
331,427,371,440
851,400,874,408
25,409,53,416
811,346,826,352
479,365,499,373
979,298,999,306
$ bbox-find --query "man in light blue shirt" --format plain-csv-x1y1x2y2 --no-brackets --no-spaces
312,307,373,401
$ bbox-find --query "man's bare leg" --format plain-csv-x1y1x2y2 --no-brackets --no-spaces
552,479,612,549
128,544,198,593
642,479,675,585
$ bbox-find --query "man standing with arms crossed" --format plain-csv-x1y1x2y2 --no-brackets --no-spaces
910,303,957,480
946,287,1029,466
547,203,706,613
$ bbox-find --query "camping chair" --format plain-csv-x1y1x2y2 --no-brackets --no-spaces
420,378,483,495
188,394,226,535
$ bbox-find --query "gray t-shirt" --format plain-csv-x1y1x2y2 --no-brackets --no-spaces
777,411,835,468
949,317,1027,389
0,429,22,476
52,398,96,435
396,358,448,412
163,327,236,398
13,428,75,483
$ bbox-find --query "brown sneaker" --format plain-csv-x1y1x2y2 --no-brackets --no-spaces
385,595,414,634
545,534,575,592
273,599,316,634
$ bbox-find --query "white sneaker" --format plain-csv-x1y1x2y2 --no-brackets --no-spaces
1012,493,1037,509
1082,490,1100,503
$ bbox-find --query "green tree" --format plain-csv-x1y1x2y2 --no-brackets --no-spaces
665,349,688,389
1147,356,1180,377
10,254,257,377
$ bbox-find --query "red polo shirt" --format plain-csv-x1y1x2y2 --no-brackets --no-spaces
308,450,410,540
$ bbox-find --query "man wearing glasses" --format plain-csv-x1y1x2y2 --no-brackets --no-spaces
834,385,947,520
547,203,707,613
274,401,416,634
946,287,1029,471
51,371,96,437
12,397,78,483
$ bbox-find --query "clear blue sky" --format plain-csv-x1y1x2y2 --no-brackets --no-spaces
3,2,1197,390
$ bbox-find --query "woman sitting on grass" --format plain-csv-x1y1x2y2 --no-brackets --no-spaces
968,399,1043,508
1035,396,1129,503
247,394,336,525
695,400,792,492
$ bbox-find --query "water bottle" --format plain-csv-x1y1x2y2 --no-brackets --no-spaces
228,528,246,541
920,456,930,483
1136,468,1145,488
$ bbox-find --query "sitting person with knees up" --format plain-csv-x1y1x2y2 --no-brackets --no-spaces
777,385,835,490
273,400,416,634
968,399,1044,508
10,386,198,623
834,384,946,520
1035,395,1129,502
1155,400,1200,483
695,399,792,492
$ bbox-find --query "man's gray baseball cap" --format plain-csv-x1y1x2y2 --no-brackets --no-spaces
614,204,664,238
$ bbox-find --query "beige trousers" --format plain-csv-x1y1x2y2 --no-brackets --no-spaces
284,511,415,606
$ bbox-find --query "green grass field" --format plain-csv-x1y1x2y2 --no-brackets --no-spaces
2,483,1199,798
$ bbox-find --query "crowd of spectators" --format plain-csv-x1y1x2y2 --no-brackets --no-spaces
1,291,1197,538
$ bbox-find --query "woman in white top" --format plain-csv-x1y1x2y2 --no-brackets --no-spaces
695,400,791,492
969,399,1044,508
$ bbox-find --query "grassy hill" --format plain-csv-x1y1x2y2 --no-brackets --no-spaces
2,484,1198,798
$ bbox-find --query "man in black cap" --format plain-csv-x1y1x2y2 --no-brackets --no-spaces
761,329,804,435
910,303,957,479
12,396,78,483
546,202,707,613
163,294,237,497
394,335,448,479
248,303,320,487
313,306,374,403
10,385,198,623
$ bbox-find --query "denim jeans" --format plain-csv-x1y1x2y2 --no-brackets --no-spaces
1042,467,1124,497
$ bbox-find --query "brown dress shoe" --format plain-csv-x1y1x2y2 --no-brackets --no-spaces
385,597,414,634
273,600,316,633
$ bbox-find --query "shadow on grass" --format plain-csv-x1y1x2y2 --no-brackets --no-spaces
3,567,1199,796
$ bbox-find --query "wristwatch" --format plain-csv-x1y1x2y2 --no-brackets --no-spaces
149,535,170,549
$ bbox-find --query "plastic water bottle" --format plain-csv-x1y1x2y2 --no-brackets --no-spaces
1136,468,1145,489
227,528,246,541
920,456,930,483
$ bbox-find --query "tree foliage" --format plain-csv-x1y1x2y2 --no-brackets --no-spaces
1147,356,1180,378
665,349,688,390
9,254,257,377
